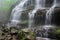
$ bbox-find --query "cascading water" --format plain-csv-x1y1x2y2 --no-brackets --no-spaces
28,0,45,28
35,0,45,8
45,5,56,25
7,0,32,27
10,0,28,26
10,0,28,25
45,0,57,25
43,0,57,38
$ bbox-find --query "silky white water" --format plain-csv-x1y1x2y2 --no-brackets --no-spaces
44,0,57,38
28,0,45,28
45,5,56,25
7,0,33,27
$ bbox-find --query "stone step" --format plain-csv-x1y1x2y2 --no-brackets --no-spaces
36,37,56,40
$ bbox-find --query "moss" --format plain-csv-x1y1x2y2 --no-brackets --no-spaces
18,29,35,40
55,28,60,40
56,29,60,34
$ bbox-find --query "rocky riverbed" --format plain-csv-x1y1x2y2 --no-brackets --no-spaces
0,25,59,40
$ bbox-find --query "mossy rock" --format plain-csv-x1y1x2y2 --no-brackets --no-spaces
18,29,35,40
55,28,60,40
10,27,18,33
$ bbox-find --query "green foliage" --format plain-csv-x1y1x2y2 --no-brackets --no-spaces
18,29,35,40
2,0,17,11
56,29,60,34
21,20,28,24
55,28,60,40
55,28,60,34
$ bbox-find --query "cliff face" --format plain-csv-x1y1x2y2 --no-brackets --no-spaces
0,0,19,23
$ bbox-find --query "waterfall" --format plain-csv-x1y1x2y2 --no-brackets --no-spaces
45,5,56,25
35,0,45,8
54,0,57,5
7,0,30,27
44,0,57,38
28,0,45,28
45,0,57,25
5,0,58,39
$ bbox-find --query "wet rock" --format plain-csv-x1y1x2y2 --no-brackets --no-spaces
55,28,60,40
18,28,35,40
34,9,46,25
12,35,17,40
52,7,60,25
10,27,18,34
0,30,3,35
0,36,5,40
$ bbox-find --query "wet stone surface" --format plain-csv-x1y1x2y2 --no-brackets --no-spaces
36,37,56,40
